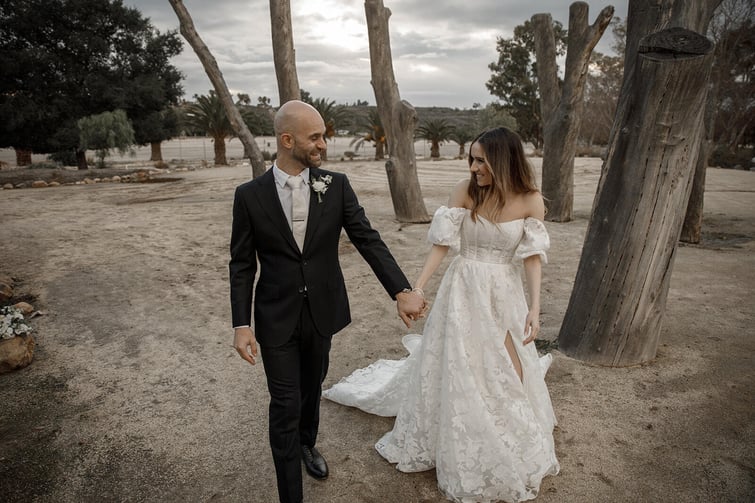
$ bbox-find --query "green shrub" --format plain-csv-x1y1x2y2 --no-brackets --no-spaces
29,161,58,169
709,145,754,169
48,150,78,166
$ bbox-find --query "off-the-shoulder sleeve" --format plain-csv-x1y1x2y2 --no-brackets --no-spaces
427,206,466,251
515,217,550,263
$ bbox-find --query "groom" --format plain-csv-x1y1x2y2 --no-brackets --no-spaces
229,100,424,503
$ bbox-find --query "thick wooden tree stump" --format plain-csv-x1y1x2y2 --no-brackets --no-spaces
606,0,721,240
558,27,714,366
364,0,429,223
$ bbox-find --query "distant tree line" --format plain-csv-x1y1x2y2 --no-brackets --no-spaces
179,88,514,165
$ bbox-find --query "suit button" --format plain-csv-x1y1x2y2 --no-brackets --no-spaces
302,261,308,266
298,287,305,294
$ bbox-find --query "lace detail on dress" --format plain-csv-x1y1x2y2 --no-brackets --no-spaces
427,206,467,252
321,335,421,417
325,209,558,503
514,217,550,264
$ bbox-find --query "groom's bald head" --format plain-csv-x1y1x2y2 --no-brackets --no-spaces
274,100,322,138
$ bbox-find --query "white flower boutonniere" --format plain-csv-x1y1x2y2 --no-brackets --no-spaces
311,174,332,203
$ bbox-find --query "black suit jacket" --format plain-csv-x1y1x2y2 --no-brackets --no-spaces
229,167,410,347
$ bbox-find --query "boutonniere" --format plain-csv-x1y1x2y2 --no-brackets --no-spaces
310,174,332,203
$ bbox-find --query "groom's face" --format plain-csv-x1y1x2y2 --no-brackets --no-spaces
291,113,327,168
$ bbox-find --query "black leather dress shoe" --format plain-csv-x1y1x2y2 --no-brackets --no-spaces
301,444,329,479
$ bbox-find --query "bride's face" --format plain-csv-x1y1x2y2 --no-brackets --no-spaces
469,142,493,187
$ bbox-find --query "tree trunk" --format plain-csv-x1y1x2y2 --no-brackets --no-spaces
150,141,163,162
558,27,714,366
680,142,708,243
14,148,32,166
375,141,385,160
599,0,721,199
364,0,429,223
269,0,301,105
76,150,88,170
613,0,722,243
430,141,440,159
533,3,614,222
458,144,465,157
213,137,227,166
168,0,266,178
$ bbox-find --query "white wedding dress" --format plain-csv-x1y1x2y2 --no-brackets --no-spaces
323,206,559,503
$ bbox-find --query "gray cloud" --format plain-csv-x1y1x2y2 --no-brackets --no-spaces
125,0,628,108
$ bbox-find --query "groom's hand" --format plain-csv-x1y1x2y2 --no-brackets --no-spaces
396,291,425,328
233,326,258,365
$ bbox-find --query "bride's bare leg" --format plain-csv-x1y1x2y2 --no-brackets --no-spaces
505,331,523,383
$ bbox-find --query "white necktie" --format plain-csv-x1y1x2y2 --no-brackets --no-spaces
286,175,307,250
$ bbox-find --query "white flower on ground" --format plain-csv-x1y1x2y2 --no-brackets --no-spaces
0,306,33,339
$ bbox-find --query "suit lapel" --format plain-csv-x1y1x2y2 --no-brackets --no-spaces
303,168,326,252
256,169,300,252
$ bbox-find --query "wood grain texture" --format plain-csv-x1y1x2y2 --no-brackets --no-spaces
364,0,429,222
558,27,714,366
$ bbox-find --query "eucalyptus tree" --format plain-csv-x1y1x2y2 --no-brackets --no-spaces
487,20,567,149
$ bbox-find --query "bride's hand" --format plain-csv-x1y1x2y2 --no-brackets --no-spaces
523,310,540,345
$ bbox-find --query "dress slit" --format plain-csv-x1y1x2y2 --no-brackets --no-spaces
504,330,524,383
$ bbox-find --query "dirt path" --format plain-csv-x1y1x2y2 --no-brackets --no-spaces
1,158,753,502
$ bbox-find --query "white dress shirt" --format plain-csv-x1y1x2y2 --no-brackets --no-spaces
273,164,311,230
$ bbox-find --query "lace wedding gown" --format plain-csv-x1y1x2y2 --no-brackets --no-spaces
323,206,559,503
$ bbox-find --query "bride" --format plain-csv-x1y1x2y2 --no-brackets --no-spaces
324,127,559,503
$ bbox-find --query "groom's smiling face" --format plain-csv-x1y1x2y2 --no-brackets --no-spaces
291,112,327,168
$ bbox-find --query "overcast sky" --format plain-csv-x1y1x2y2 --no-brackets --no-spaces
124,0,628,109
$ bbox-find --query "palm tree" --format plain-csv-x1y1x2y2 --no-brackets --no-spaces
350,109,387,160
416,118,455,158
182,91,235,165
450,125,476,158
307,97,349,161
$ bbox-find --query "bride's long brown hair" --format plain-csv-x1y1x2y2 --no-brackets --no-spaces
467,127,538,221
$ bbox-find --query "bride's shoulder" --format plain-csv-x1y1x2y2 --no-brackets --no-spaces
448,178,473,209
522,191,545,220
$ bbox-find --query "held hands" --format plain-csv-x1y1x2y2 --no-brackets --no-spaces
523,309,540,345
396,289,427,328
233,326,258,365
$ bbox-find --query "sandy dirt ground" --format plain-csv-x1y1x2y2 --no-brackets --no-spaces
0,147,753,503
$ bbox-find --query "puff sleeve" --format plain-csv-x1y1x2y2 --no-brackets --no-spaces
426,206,467,252
515,217,550,263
